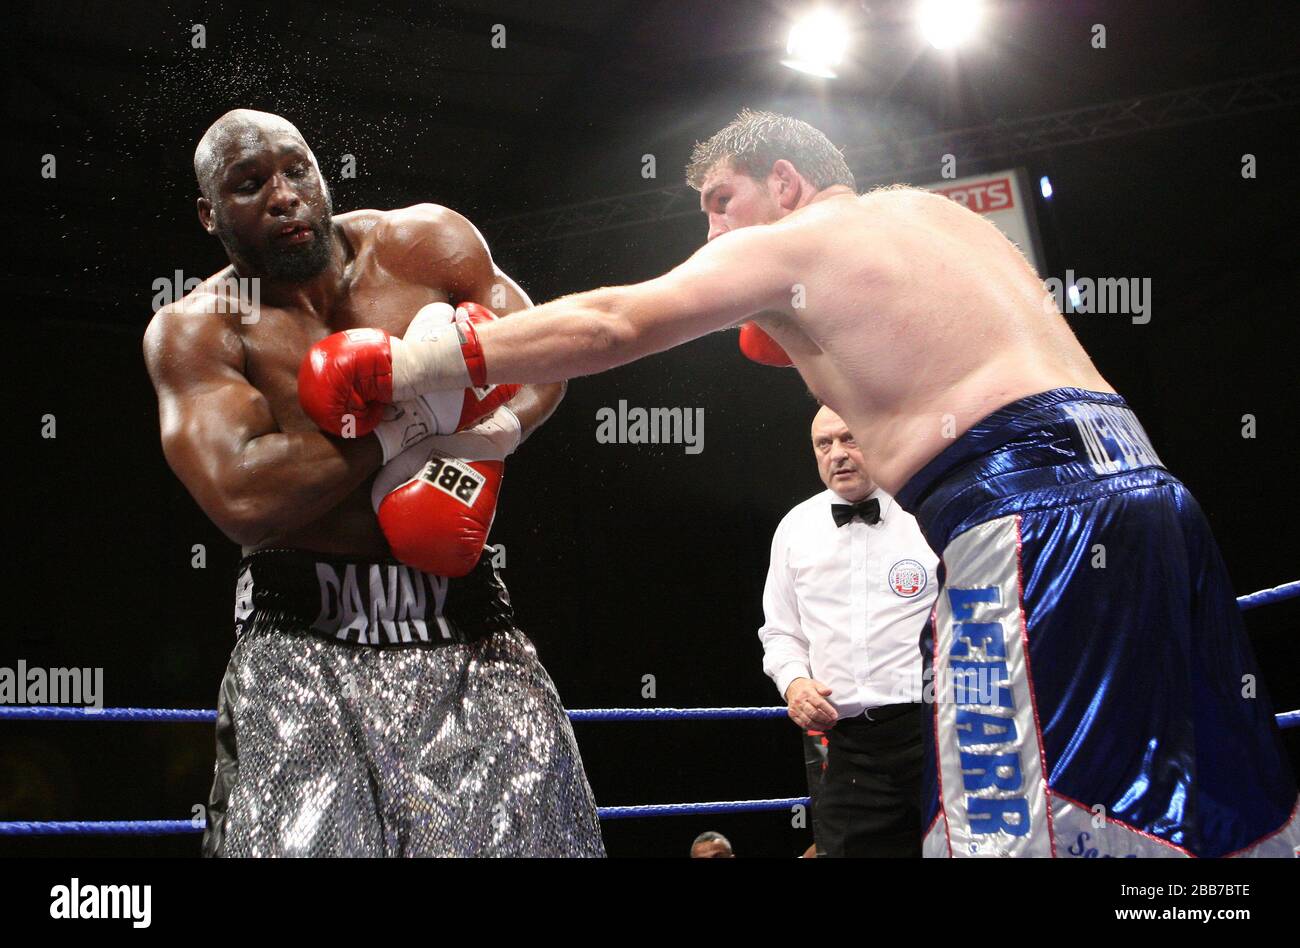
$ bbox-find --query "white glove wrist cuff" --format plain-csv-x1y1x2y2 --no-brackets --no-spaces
390,334,472,401
478,404,523,457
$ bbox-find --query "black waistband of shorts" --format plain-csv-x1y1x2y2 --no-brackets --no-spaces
232,548,516,648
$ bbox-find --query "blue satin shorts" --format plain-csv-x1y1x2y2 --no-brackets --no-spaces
897,388,1298,857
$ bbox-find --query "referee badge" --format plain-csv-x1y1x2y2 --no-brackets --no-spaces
888,559,928,598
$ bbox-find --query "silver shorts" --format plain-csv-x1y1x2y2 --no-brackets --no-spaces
202,555,603,857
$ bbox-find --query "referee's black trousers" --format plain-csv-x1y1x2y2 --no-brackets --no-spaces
816,702,924,858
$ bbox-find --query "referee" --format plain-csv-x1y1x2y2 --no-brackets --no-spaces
758,405,939,857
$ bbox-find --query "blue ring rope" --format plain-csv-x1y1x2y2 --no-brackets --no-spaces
2,580,1294,725
2,705,1296,727
1235,580,1300,611
0,820,201,837
1,580,1295,837
0,798,814,836
598,796,810,820
0,707,214,722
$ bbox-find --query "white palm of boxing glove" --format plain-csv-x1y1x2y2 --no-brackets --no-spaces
371,404,523,577
371,303,467,463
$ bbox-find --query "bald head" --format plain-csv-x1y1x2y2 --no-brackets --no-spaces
811,404,839,434
690,832,734,858
193,109,310,201
192,109,335,282
811,405,875,502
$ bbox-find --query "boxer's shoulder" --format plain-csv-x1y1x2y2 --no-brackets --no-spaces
859,183,938,207
144,272,243,377
332,206,459,254
772,191,907,276
353,201,486,270
840,185,946,234
863,185,976,234
372,203,480,248
333,207,387,238
147,270,239,332
366,204,490,280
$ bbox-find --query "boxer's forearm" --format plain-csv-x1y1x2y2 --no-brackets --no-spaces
213,431,380,545
477,288,645,383
391,288,642,393
467,228,794,383
393,262,754,392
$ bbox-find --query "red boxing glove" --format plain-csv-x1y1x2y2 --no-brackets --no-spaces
334,303,520,460
380,455,502,578
298,328,395,436
458,380,518,431
738,321,794,367
371,408,521,577
453,303,518,427
452,303,494,389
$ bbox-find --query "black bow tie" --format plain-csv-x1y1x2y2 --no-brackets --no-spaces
832,497,881,527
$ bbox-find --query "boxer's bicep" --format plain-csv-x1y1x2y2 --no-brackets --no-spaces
147,315,276,512
449,237,533,315
400,204,535,314
165,375,278,473
460,259,533,315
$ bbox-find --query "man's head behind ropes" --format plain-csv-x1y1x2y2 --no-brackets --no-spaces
689,831,735,858
193,108,335,282
687,109,855,241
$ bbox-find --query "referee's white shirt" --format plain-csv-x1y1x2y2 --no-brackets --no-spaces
757,487,940,717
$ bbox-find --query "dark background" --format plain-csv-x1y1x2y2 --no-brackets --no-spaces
5,0,1298,857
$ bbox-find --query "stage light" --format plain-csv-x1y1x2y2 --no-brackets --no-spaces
1040,175,1053,199
782,9,851,78
918,0,982,50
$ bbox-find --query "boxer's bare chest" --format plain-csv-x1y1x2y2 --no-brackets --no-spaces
235,242,446,432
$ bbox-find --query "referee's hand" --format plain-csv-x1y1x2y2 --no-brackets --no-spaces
784,677,838,730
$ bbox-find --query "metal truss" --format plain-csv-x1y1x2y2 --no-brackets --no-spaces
485,69,1299,248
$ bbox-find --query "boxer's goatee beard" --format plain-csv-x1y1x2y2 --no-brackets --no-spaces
216,206,335,283
262,218,334,281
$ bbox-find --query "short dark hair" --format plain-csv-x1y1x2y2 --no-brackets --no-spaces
691,831,732,849
686,109,855,192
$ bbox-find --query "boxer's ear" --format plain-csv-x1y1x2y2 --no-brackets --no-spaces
771,159,804,210
197,196,216,234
